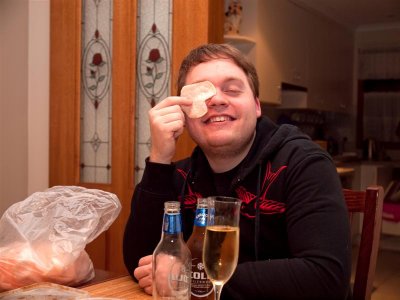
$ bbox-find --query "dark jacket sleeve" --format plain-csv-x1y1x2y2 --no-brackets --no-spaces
123,160,176,277
222,154,352,300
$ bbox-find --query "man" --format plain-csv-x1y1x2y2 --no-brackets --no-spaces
123,43,351,299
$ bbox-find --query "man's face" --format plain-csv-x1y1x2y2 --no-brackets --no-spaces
184,58,261,157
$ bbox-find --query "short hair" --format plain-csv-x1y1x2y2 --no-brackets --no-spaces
177,43,259,98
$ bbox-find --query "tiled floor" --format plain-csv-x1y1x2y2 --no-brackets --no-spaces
352,234,400,300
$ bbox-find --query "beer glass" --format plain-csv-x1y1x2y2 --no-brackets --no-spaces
202,196,241,300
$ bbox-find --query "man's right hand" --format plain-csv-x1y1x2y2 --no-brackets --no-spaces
148,96,192,164
134,255,153,295
133,253,187,297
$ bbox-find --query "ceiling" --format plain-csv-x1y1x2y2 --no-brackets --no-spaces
291,0,400,30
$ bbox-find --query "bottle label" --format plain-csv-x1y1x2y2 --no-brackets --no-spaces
169,263,190,299
194,208,207,227
153,254,191,299
191,257,213,297
163,213,182,234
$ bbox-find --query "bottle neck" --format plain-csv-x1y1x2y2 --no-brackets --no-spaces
162,212,183,235
194,207,207,227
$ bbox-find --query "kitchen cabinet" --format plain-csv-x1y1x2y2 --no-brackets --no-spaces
307,13,354,112
236,0,354,110
257,0,309,105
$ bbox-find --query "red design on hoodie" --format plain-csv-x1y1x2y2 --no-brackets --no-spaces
238,162,287,218
177,169,201,208
178,162,287,216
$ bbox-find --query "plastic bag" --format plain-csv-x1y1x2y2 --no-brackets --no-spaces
0,186,121,291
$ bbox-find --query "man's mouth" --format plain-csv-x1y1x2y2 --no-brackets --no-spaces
205,115,234,124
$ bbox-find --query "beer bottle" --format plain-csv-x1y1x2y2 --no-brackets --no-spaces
187,198,214,300
153,201,191,300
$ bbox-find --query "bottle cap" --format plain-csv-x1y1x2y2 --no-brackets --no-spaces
197,198,208,208
164,201,180,213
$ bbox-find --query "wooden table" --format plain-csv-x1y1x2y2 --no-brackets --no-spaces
0,273,150,299
81,275,151,299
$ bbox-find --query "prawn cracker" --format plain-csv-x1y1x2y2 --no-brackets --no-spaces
180,81,216,118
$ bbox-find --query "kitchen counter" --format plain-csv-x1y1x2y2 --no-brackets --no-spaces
336,167,355,176
333,155,400,167
334,157,400,170
359,160,400,167
336,159,399,190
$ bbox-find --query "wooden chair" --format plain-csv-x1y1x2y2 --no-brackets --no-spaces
343,186,384,300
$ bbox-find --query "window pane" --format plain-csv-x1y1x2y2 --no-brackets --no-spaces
135,0,173,183
80,0,113,184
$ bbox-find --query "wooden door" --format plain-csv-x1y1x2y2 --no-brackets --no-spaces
172,0,224,160
50,0,137,274
50,0,223,274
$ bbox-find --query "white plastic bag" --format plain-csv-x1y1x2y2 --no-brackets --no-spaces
0,186,121,291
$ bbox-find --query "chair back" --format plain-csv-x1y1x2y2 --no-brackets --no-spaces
343,186,384,300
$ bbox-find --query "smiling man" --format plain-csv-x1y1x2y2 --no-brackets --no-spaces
123,44,351,299
184,59,261,173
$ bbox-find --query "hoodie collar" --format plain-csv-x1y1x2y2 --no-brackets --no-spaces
188,116,311,189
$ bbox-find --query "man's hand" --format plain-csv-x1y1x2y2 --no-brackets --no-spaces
152,253,189,298
134,253,189,297
134,255,153,295
148,96,192,164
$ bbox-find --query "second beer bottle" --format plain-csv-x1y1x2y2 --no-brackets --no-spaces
187,198,214,300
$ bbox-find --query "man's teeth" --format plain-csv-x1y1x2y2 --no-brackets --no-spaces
209,116,231,123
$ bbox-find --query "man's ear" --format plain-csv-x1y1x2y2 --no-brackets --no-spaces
255,97,262,117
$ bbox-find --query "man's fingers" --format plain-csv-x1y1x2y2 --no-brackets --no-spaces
147,96,190,163
150,104,184,118
134,255,153,282
173,126,184,139
138,255,152,266
138,273,152,289
133,255,153,295
144,285,153,295
134,264,152,281
151,111,185,128
154,96,192,109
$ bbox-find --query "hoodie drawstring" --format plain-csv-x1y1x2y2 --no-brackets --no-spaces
179,168,191,240
254,163,261,260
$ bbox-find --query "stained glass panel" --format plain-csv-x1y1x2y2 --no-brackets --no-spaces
80,0,113,183
135,0,173,183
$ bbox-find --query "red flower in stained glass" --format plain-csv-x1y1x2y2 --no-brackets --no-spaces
92,53,105,66
144,47,165,91
148,49,161,63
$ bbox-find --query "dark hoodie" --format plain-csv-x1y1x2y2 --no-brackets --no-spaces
123,116,351,300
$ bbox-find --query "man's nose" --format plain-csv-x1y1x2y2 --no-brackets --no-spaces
207,89,228,107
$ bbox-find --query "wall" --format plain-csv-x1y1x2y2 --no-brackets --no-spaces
28,1,50,196
0,0,49,216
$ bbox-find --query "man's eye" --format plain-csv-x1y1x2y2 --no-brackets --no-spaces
224,89,241,95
